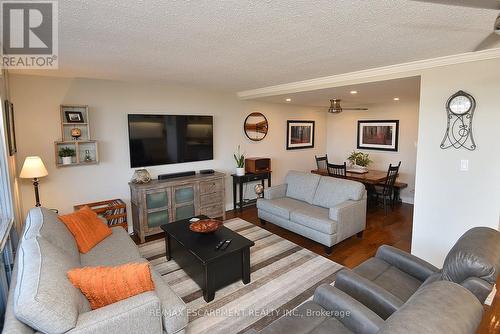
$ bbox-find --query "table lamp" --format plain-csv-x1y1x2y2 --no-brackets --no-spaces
20,156,48,207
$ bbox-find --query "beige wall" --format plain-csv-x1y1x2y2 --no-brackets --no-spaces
412,58,500,266
326,100,420,203
10,75,327,229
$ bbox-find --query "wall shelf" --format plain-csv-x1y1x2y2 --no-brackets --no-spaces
55,105,99,167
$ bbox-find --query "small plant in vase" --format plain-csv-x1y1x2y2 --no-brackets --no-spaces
233,145,245,176
347,151,372,171
59,147,76,165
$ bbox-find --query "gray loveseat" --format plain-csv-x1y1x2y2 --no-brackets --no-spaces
2,207,188,334
248,280,483,334
257,171,367,253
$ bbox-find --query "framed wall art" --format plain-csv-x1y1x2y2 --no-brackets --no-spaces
4,100,16,155
357,120,399,152
286,120,315,150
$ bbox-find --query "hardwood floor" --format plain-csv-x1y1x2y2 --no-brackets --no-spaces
478,281,500,334
226,202,413,268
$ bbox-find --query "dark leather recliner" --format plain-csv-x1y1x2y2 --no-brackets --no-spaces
335,226,500,320
248,280,483,334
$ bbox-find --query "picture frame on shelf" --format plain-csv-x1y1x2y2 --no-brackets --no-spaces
286,120,315,150
357,120,399,152
4,100,17,155
64,111,84,123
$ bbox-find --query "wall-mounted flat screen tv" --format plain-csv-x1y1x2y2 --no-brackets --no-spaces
128,114,213,168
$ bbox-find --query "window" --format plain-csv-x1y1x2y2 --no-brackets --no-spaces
0,94,17,328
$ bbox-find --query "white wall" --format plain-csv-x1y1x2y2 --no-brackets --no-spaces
326,100,420,203
412,58,500,266
10,75,327,227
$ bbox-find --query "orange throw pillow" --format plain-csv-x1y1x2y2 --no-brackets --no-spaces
67,262,155,310
59,206,112,253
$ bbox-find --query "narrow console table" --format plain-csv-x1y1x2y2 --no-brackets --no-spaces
130,172,226,243
231,172,271,212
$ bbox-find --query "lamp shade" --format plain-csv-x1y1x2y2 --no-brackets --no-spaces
20,156,48,179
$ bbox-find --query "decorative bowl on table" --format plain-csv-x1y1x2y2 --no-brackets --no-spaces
189,219,222,233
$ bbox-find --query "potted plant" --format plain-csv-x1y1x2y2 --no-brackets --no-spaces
347,151,372,171
233,145,245,176
59,147,76,165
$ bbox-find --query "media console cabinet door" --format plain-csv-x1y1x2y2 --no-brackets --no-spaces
173,183,198,221
144,188,172,235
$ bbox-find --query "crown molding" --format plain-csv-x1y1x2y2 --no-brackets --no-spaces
237,48,500,99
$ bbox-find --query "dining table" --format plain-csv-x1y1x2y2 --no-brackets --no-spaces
311,168,388,185
311,168,407,204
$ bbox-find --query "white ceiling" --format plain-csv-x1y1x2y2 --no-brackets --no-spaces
257,76,421,108
16,0,499,91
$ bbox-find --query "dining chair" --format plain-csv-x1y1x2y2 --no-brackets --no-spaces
374,161,401,214
327,162,347,178
315,155,328,170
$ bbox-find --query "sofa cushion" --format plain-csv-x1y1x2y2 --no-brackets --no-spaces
14,237,81,334
441,226,500,285
80,227,142,267
285,171,321,204
290,206,336,234
257,197,313,220
67,262,155,310
313,177,365,209
22,207,80,263
59,207,113,254
354,257,422,302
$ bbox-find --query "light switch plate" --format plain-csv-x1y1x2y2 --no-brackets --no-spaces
460,159,469,171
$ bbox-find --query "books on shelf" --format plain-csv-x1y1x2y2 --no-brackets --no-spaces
73,199,127,228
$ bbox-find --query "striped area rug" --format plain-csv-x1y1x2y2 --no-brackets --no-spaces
139,218,342,334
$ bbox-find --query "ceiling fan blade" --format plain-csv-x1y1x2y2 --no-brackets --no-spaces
343,108,369,111
474,32,500,51
410,0,500,10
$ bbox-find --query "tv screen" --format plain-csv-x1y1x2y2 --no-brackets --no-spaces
128,114,213,168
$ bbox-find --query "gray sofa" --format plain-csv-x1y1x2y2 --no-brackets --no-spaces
257,171,367,253
248,280,483,334
335,226,500,320
2,207,188,334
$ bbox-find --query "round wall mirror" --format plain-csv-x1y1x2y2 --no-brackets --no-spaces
244,112,268,141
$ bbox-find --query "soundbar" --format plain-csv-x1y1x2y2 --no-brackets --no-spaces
158,171,196,180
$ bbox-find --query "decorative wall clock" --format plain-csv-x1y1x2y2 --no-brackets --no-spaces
440,90,476,151
244,112,268,141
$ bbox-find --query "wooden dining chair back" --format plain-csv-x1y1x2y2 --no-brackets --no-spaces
327,162,347,178
382,161,401,197
315,155,328,170
374,161,401,214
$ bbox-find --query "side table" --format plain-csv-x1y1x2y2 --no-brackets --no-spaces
231,172,271,212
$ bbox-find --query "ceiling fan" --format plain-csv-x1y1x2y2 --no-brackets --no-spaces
328,99,368,114
410,0,500,51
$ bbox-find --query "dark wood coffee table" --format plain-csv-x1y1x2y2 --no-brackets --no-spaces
161,215,255,302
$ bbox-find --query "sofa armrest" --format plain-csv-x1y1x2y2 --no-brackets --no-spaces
264,184,287,200
376,245,439,282
313,284,384,334
334,269,404,320
329,198,367,242
67,291,163,334
150,268,188,333
378,281,483,334
460,276,493,304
